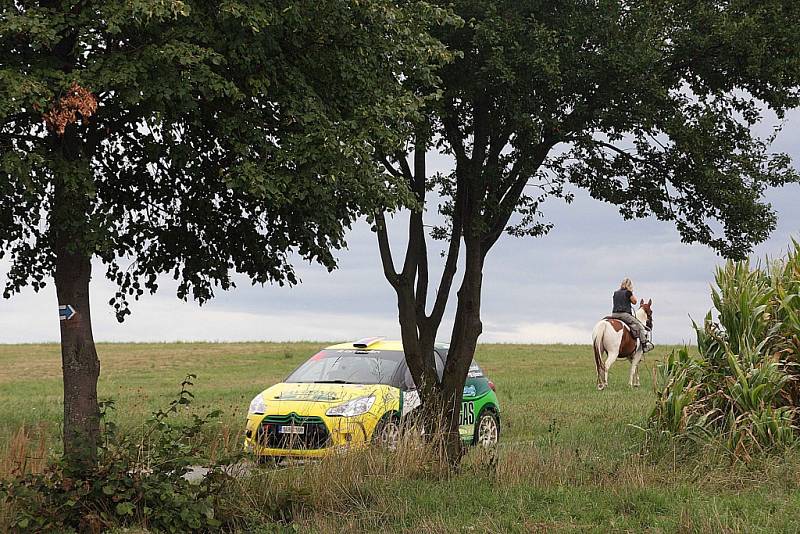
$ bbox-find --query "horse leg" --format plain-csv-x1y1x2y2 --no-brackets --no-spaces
595,347,606,390
604,351,619,388
635,358,642,387
593,325,608,391
596,361,605,390
630,351,643,387
628,359,635,387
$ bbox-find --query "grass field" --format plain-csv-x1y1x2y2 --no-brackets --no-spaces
2,342,800,532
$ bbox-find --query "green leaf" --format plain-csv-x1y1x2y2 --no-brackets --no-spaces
115,501,135,516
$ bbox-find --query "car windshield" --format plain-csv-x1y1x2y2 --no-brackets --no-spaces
285,350,404,385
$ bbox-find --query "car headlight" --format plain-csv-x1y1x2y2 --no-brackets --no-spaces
326,396,375,417
248,393,266,414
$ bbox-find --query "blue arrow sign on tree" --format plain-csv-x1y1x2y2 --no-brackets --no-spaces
59,305,76,321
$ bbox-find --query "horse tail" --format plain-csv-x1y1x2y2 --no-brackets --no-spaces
592,321,606,377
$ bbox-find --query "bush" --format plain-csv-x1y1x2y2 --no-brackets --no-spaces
648,241,800,460
0,375,237,533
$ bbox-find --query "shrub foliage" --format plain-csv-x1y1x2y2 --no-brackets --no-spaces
0,376,235,533
649,240,800,459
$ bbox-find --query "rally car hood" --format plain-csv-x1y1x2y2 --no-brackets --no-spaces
258,382,398,416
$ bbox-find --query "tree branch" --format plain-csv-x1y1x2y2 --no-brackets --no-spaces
415,218,429,314
442,100,469,170
412,135,429,315
400,126,429,280
395,152,414,184
380,156,405,179
428,178,465,326
486,128,510,171
375,210,400,287
481,140,553,252
471,94,491,174
586,139,647,164
484,128,512,203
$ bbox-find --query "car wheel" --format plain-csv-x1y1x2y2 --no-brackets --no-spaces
473,409,499,447
372,414,401,450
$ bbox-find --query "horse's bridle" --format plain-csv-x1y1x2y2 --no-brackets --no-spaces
643,309,653,345
641,304,653,331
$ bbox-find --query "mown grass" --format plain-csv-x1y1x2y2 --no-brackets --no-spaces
2,342,800,532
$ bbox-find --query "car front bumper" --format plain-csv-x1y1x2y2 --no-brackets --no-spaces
243,412,380,458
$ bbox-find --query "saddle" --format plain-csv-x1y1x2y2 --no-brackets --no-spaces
603,316,631,331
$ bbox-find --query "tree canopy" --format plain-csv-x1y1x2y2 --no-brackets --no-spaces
432,0,800,259
0,0,448,313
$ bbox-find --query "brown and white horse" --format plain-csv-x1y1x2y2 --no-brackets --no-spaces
591,300,653,390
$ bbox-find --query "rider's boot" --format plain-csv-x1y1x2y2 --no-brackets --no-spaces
641,338,654,353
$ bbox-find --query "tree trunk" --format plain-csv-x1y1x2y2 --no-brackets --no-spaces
55,242,99,469
440,241,484,464
52,138,100,470
396,288,438,396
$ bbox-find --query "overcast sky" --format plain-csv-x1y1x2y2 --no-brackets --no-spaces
1,111,798,345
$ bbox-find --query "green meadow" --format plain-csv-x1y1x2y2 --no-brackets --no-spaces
2,342,800,532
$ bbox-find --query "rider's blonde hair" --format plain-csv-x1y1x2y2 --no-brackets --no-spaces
620,278,633,291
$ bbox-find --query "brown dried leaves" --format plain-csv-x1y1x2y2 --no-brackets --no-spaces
43,82,98,135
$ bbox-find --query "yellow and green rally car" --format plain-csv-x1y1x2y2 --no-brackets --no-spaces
244,338,500,459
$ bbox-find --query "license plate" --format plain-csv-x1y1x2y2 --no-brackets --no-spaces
279,425,305,435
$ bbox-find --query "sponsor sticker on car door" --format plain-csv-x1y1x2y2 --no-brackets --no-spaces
459,401,475,428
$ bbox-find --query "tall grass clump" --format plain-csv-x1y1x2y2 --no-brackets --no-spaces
220,417,456,530
648,240,800,460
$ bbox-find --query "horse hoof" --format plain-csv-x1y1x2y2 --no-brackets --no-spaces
597,384,605,391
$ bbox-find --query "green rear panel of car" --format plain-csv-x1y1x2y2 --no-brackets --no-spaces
459,376,499,441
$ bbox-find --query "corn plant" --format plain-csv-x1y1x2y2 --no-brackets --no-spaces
648,241,800,460
650,348,704,435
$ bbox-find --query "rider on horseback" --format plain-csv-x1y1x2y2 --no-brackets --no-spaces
610,278,653,353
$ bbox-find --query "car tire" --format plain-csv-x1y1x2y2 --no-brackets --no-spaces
372,413,401,450
473,408,500,447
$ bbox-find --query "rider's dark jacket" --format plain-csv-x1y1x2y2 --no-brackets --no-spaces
612,288,633,315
